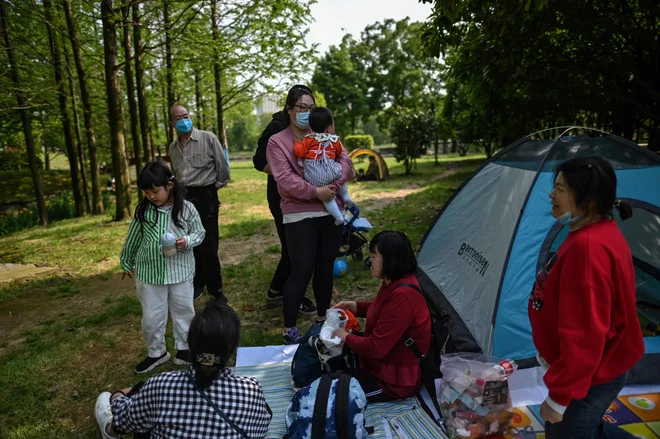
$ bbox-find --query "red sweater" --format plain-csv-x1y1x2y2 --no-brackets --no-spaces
528,219,644,408
266,127,352,215
345,275,431,399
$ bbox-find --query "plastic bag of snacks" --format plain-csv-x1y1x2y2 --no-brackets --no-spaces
439,353,517,438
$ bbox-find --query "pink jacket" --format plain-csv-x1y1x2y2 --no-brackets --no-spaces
266,127,352,215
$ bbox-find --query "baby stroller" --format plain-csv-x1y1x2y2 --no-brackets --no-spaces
338,205,373,264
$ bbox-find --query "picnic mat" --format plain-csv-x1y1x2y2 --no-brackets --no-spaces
495,393,660,438
234,362,448,439
233,361,660,439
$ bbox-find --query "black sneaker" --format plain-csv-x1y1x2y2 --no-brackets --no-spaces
283,327,303,345
173,350,191,365
267,288,283,301
134,352,171,374
298,297,317,316
193,286,205,301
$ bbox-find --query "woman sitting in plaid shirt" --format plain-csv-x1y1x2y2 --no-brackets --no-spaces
94,302,272,439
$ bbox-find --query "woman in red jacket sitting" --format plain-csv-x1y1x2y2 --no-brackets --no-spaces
332,230,431,402
529,156,644,438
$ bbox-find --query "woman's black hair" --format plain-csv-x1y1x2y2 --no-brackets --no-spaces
281,84,314,127
309,107,334,133
135,161,187,228
188,300,241,390
555,156,633,220
369,230,418,281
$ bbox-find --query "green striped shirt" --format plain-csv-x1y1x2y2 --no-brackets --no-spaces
120,200,205,285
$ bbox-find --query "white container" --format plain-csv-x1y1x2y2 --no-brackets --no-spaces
161,233,177,257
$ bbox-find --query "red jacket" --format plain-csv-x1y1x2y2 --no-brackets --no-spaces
345,275,431,399
528,219,644,408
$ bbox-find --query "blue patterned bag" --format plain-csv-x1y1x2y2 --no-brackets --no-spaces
283,373,372,439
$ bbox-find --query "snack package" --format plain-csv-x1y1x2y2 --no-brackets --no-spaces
440,353,517,438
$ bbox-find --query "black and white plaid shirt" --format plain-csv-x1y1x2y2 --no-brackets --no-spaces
111,368,272,438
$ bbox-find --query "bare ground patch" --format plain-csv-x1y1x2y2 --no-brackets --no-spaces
357,168,460,212
219,233,281,266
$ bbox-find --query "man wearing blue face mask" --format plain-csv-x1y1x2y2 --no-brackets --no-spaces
168,104,230,304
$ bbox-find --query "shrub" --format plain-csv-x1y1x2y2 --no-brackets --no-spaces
390,107,433,175
0,192,114,236
343,135,374,151
0,147,43,171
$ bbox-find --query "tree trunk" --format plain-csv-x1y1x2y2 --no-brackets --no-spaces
160,73,169,151
43,0,84,217
443,139,449,154
210,0,228,149
152,106,163,159
649,122,659,153
122,6,142,180
62,33,91,214
40,110,50,171
163,0,174,145
132,3,152,162
101,0,132,220
1,0,48,225
63,0,102,214
195,70,204,129
451,138,457,154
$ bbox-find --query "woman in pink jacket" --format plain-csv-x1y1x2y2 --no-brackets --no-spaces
266,87,353,344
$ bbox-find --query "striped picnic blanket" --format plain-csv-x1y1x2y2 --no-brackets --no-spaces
234,362,448,439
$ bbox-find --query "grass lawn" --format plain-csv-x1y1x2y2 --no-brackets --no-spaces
0,153,483,439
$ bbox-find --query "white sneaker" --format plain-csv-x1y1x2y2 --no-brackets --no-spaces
95,392,119,439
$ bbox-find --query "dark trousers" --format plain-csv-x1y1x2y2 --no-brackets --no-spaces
268,201,290,292
545,372,636,439
283,215,342,327
185,185,223,296
349,367,395,403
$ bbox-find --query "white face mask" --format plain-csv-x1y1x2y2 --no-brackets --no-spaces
557,210,583,226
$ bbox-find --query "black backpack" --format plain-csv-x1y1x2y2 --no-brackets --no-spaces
398,283,454,415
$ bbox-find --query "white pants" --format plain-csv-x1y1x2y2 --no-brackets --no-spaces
135,279,195,357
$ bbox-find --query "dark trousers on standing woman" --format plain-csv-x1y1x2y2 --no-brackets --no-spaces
268,190,290,293
545,372,636,439
283,216,342,328
185,185,223,297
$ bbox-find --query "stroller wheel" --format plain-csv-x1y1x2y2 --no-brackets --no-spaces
364,256,372,270
352,249,364,261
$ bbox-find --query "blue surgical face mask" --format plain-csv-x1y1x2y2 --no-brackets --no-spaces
557,210,583,226
294,112,310,129
175,118,193,134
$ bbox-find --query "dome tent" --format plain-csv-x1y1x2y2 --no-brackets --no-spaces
348,148,389,180
416,127,660,382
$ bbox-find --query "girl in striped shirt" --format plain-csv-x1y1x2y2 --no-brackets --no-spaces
120,161,206,374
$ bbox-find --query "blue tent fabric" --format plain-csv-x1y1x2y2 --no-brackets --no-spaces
417,127,660,383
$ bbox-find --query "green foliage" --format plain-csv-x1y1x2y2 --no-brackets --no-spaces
0,192,113,237
361,117,390,145
343,135,374,151
390,107,433,175
313,19,444,137
422,0,660,150
225,101,260,151
0,148,42,171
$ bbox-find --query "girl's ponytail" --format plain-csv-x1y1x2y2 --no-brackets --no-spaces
614,198,634,221
169,176,186,228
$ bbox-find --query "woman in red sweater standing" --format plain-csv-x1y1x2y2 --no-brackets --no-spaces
529,156,644,438
332,231,431,402
266,87,353,344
